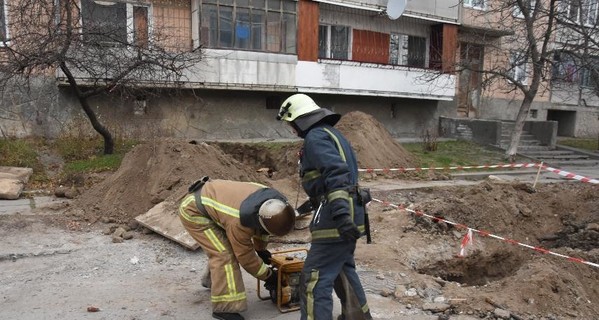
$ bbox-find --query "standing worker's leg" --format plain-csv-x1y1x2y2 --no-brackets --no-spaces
334,241,372,320
300,242,347,320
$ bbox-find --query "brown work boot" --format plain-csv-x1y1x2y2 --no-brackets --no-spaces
212,312,244,320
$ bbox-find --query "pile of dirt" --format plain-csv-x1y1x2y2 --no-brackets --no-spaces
336,111,417,170
71,139,266,224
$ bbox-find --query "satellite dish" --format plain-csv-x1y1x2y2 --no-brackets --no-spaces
386,0,407,20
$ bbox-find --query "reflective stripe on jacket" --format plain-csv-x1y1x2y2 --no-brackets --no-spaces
300,125,366,243
180,179,272,280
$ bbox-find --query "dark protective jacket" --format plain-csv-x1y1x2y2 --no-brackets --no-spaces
300,124,366,243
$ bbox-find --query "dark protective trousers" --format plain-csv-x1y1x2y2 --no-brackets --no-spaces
300,241,371,320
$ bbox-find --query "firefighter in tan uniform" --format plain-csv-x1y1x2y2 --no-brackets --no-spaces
179,177,295,320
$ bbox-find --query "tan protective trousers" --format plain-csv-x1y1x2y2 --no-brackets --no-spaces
179,203,248,313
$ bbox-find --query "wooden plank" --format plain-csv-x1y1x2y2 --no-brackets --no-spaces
135,200,200,250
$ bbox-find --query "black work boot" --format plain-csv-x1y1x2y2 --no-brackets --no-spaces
212,312,244,320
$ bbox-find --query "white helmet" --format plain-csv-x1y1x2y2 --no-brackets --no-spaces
277,93,321,122
258,199,295,236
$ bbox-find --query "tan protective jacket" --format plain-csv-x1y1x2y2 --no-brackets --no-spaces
194,179,270,280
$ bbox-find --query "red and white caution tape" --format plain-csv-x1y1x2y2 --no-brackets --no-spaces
359,162,599,184
372,198,599,269
359,163,539,173
541,165,599,184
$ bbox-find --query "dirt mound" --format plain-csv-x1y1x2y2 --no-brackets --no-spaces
72,139,265,224
336,111,417,170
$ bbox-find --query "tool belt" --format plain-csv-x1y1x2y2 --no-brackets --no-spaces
188,176,210,216
309,186,371,206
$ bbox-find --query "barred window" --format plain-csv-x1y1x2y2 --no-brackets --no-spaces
199,0,296,53
80,0,150,46
389,34,426,68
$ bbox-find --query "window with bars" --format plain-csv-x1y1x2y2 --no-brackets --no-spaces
80,0,150,46
389,33,426,68
199,0,296,53
560,0,599,25
318,25,350,60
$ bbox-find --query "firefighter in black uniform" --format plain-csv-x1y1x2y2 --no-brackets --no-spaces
276,93,372,320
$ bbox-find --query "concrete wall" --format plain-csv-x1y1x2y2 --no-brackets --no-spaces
0,78,449,141
439,117,501,145
524,121,557,147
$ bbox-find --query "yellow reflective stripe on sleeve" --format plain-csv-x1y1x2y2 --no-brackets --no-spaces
323,128,346,162
327,190,349,202
201,197,240,218
256,263,269,278
302,170,320,182
205,229,227,252
306,269,319,320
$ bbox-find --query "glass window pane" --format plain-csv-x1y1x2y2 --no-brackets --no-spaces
389,34,400,65
318,25,328,58
283,0,296,12
237,0,250,7
81,0,127,43
251,0,265,8
219,6,233,48
266,11,281,51
407,36,426,67
268,0,281,11
235,8,251,49
283,12,296,53
220,0,234,5
251,10,265,50
330,26,349,60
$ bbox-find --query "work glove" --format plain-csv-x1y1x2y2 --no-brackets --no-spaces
264,267,278,291
256,249,272,265
335,214,361,241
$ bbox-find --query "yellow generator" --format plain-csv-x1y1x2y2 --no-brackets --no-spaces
257,248,307,313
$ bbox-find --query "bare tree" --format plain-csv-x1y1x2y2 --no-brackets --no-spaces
0,0,202,154
456,0,567,161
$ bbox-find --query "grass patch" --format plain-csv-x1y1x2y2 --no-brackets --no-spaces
63,154,124,174
0,138,49,185
403,140,521,168
558,138,599,151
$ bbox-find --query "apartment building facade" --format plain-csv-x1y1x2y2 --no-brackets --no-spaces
0,0,460,140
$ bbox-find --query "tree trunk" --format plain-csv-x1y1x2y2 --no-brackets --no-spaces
77,96,114,155
505,96,534,162
60,63,114,155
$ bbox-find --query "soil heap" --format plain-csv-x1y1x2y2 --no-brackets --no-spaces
72,139,265,224
336,111,417,170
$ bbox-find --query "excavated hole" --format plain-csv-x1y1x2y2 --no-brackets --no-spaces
416,250,525,286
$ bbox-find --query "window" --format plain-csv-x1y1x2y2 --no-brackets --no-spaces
584,0,599,26
463,0,485,10
318,25,350,60
513,0,536,18
0,0,7,44
580,62,599,87
552,52,579,83
199,0,296,53
81,0,150,46
509,52,528,85
389,34,426,68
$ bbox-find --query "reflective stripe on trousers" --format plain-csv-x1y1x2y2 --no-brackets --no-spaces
179,195,248,313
